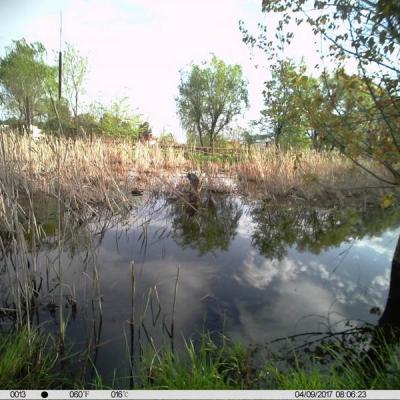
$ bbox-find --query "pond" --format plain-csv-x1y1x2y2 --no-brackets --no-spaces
1,193,400,386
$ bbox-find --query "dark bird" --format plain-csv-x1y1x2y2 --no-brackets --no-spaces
186,172,201,193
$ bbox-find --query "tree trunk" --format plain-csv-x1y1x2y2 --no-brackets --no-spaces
25,96,32,133
275,123,283,149
362,234,400,381
379,234,400,327
311,129,320,150
199,134,204,147
75,91,79,135
196,122,204,147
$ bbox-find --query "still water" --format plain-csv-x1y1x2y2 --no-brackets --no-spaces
1,194,400,383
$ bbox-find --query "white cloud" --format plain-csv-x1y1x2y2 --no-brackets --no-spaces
229,279,345,344
353,231,399,260
235,251,300,289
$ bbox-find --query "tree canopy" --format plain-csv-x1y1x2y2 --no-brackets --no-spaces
0,38,147,139
0,39,56,131
98,98,144,138
176,55,249,148
62,43,88,131
241,0,400,184
259,59,318,148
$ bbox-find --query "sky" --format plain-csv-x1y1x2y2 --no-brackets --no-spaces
0,0,328,142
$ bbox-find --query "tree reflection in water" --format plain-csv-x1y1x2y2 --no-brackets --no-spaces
170,194,242,255
243,202,400,373
251,203,400,259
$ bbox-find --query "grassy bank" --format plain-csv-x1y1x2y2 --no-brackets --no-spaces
0,133,392,211
2,328,400,389
0,329,64,388
136,331,400,390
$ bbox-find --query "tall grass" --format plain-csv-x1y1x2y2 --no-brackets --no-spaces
0,132,112,348
130,331,400,389
139,334,255,389
0,133,383,205
235,146,359,196
0,329,64,389
0,133,133,210
137,332,400,390
2,326,400,389
268,343,400,390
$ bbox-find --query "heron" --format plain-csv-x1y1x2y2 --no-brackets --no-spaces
186,172,201,193
186,172,216,210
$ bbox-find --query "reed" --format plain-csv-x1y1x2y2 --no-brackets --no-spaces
0,133,118,348
0,133,385,208
0,133,133,211
234,146,375,198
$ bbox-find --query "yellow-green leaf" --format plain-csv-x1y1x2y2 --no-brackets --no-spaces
380,194,393,209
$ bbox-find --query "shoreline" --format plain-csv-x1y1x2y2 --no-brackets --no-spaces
0,133,397,213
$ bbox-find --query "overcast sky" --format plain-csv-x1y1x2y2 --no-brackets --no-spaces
0,0,328,141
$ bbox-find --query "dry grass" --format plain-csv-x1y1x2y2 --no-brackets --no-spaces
0,133,387,209
234,146,372,199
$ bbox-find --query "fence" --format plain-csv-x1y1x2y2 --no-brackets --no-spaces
160,144,251,157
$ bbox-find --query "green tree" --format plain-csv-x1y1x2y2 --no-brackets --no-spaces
0,39,56,131
315,69,393,156
78,112,101,136
176,55,249,149
291,70,328,150
241,0,400,183
260,61,385,152
158,132,177,146
40,97,74,133
62,43,88,132
99,97,144,138
67,101,103,137
185,130,201,146
138,121,152,139
260,59,316,148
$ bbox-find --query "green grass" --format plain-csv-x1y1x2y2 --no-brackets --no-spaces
137,332,400,390
262,332,400,390
138,334,256,389
2,329,400,389
0,329,64,389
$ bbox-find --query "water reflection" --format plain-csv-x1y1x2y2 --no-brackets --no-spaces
170,195,242,255
1,194,400,385
251,203,400,259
